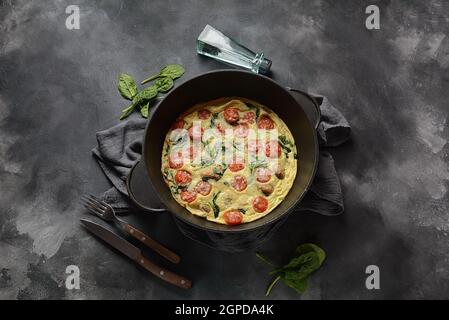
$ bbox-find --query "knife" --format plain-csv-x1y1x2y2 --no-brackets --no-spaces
80,219,192,289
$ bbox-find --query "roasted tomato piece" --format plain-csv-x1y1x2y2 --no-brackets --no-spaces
223,210,243,225
234,123,249,138
242,111,256,124
231,175,247,191
180,190,197,203
229,162,245,172
253,196,268,213
256,167,272,183
168,152,183,169
257,115,274,130
265,141,282,158
189,145,199,161
198,109,211,120
224,107,240,124
175,170,192,186
188,125,204,140
216,122,226,135
171,119,185,130
195,181,212,196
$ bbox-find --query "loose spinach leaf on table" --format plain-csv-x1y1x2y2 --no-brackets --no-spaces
154,76,174,93
118,64,184,120
119,102,137,120
256,243,325,296
132,85,158,105
141,64,185,84
118,73,138,100
120,85,158,120
140,102,149,118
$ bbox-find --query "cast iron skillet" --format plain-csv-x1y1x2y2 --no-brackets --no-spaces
142,70,319,232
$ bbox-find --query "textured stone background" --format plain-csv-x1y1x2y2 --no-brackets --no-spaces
0,0,448,299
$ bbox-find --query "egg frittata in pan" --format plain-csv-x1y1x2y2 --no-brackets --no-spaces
161,97,297,225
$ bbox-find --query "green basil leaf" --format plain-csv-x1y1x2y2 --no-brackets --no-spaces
154,76,174,93
159,64,185,80
140,102,149,118
118,73,138,100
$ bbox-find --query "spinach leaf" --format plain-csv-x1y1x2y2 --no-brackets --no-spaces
211,191,221,218
118,64,184,120
279,135,293,147
278,135,293,157
246,102,260,120
120,102,136,120
163,144,170,158
256,243,325,296
202,165,226,181
154,76,174,93
163,169,175,185
282,277,308,294
140,102,149,118
159,64,185,79
170,185,183,195
132,85,158,105
249,159,268,173
141,64,185,84
296,243,326,265
118,73,138,100
120,85,158,120
238,208,246,214
210,113,219,127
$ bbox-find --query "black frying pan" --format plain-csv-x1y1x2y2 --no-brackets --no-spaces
142,70,319,233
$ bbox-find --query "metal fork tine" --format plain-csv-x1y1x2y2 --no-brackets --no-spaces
82,195,106,210
85,194,107,209
85,199,106,214
83,204,105,218
89,194,110,209
81,196,107,214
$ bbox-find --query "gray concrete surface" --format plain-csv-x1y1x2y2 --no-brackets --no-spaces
0,0,448,299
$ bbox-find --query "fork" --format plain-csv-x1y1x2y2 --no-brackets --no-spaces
81,194,181,264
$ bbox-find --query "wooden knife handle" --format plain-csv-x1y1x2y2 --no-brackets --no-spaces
137,255,192,289
124,224,181,264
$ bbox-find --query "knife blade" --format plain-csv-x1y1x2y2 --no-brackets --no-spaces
81,218,140,260
80,219,192,289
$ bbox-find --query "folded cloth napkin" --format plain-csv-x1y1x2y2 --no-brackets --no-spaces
92,94,350,215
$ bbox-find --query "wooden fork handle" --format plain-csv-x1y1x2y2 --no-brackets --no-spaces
136,255,192,289
124,224,181,264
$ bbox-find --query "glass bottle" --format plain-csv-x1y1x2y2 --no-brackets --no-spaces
197,25,272,74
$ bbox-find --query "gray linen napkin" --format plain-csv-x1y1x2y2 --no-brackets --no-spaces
92,94,350,215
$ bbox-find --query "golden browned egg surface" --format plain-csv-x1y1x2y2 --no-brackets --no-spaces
161,97,297,225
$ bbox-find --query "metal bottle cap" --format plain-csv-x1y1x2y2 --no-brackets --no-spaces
259,58,272,74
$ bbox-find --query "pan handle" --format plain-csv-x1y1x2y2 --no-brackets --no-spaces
286,87,321,130
126,160,168,213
